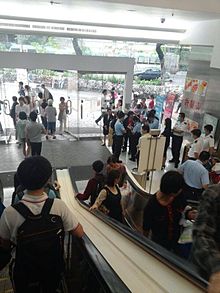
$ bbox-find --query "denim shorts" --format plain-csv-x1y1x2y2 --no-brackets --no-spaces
47,122,56,132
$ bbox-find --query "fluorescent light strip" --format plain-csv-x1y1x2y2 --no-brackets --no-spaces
0,18,184,41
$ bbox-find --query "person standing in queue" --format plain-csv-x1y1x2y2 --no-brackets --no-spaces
113,111,126,162
203,124,215,155
187,129,203,160
102,108,113,146
169,112,188,168
10,96,18,129
161,118,172,168
143,171,185,252
122,111,134,153
95,89,109,125
129,115,142,162
179,151,210,200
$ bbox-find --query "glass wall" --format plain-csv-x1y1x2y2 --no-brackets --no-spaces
0,33,191,74
0,68,126,140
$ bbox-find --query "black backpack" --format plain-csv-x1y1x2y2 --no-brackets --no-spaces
12,198,65,292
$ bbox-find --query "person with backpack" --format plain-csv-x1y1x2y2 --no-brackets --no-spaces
76,160,105,205
0,156,84,293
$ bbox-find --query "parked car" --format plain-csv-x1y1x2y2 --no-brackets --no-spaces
134,69,161,80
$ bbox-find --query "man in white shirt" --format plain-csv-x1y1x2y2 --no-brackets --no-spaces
41,84,52,100
203,124,215,154
188,129,203,160
179,151,210,200
15,97,29,120
0,156,84,292
170,112,188,168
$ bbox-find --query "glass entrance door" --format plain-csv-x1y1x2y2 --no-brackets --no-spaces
0,70,13,144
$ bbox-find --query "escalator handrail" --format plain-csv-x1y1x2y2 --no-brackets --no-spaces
68,168,208,291
76,234,131,293
76,199,208,291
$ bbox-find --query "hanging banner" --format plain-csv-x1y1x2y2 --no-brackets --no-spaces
155,95,165,123
163,92,176,119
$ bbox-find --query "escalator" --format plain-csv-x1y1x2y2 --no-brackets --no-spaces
56,167,208,293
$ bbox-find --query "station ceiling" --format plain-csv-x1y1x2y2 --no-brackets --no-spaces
1,0,220,29
0,0,220,42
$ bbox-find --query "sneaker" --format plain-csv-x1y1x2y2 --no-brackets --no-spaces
53,136,56,139
95,120,99,125
169,159,175,163
101,143,106,146
46,135,49,140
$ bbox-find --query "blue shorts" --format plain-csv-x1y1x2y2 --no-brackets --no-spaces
47,122,56,132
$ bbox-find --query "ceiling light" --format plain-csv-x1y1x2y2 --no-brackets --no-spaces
127,9,136,12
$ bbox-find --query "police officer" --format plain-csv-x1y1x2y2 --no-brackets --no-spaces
203,124,215,155
129,116,142,162
188,129,203,160
169,112,188,168
179,151,210,200
113,111,126,162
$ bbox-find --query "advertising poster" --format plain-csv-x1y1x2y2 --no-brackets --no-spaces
185,118,198,131
202,113,219,136
197,80,208,96
163,92,176,119
155,95,165,123
184,77,208,96
184,78,193,92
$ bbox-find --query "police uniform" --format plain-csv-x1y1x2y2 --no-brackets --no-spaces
203,133,214,152
179,159,209,200
129,122,142,161
171,120,188,167
188,137,203,159
113,120,125,161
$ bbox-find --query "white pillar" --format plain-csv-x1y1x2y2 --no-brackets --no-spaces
123,69,134,111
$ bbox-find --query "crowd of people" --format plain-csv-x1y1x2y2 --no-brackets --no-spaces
9,81,69,157
1,84,220,292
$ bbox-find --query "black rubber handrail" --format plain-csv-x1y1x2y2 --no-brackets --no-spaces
77,235,131,293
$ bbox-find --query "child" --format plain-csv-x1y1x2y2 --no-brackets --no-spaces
0,156,84,292
45,99,57,139
25,111,46,156
16,111,29,157
178,205,198,259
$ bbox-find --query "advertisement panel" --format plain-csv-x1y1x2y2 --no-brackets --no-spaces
163,92,176,119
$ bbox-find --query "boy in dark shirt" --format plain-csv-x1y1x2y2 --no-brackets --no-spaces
143,171,185,251
76,160,105,205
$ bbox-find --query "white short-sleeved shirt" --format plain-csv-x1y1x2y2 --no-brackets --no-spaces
0,193,79,244
173,120,188,137
203,134,215,152
188,137,203,158
179,160,209,189
15,104,29,118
